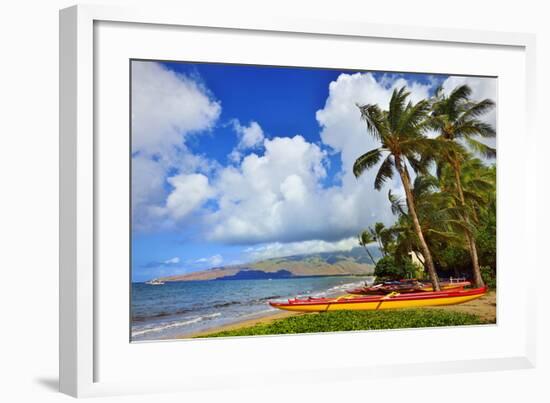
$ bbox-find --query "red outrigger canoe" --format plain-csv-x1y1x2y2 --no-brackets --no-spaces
269,287,487,312
346,280,471,295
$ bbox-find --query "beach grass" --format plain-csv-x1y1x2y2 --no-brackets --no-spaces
195,308,488,338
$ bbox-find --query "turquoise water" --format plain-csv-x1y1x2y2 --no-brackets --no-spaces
131,276,373,341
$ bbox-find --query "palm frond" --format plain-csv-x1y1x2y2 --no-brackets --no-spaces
446,218,476,235
353,148,384,178
462,189,488,206
357,103,386,141
460,98,495,120
446,85,472,118
464,137,496,159
397,99,431,136
455,120,496,139
374,154,395,190
433,85,444,99
388,189,407,216
358,230,375,246
388,87,410,132
412,174,439,197
425,228,464,244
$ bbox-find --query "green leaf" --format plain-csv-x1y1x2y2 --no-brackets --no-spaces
353,148,384,178
374,154,395,190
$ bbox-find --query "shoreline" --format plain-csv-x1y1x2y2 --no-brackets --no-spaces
173,290,496,339
134,275,372,341
179,310,303,338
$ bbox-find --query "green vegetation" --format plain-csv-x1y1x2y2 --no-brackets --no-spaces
354,85,496,289
480,266,496,290
198,309,487,338
353,88,445,290
374,255,418,281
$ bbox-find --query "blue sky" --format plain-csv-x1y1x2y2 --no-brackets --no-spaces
130,60,496,282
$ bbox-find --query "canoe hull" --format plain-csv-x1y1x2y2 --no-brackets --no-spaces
269,287,487,313
347,281,471,295
421,281,471,291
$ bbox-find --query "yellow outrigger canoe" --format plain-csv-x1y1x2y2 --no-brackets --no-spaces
269,287,487,312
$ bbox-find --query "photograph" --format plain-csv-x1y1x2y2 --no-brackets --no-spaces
130,60,497,341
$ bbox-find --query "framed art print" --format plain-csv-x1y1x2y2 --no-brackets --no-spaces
129,59,497,342
60,4,537,397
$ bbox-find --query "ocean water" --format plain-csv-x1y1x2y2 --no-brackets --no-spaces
131,276,374,341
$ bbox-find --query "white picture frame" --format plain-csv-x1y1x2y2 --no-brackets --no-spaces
59,4,537,398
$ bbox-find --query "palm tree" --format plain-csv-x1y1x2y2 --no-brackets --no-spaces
430,84,496,287
353,87,446,291
358,230,377,265
438,156,496,274
369,222,390,256
389,176,463,275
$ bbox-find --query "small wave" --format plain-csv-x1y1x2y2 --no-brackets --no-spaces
212,301,242,308
132,308,193,322
132,312,222,337
254,295,281,303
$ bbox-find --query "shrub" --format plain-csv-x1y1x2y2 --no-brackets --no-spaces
374,255,417,280
480,265,496,289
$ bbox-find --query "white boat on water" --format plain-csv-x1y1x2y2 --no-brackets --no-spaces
145,278,165,285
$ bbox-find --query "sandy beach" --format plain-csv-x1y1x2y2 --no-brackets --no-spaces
426,290,496,322
181,310,303,338
175,290,497,338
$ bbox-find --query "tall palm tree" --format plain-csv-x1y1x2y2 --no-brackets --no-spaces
430,84,496,287
353,87,447,291
358,230,377,265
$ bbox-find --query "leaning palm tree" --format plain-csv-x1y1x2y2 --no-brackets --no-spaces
358,230,377,265
369,222,391,256
430,84,496,287
353,87,446,291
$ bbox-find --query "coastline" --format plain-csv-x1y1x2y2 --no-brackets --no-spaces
179,310,303,338
133,275,373,340
174,290,496,339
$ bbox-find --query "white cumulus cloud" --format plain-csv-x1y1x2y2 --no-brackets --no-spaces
161,173,214,220
199,74,437,245
244,237,359,261
132,61,221,157
132,68,496,259
206,134,337,243
228,120,266,163
233,120,265,149
131,61,221,230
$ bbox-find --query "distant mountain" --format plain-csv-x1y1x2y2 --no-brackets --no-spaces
215,269,294,280
158,246,380,282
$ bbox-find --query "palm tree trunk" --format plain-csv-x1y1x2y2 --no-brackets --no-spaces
452,159,485,288
375,236,386,256
362,245,377,266
396,157,441,291
412,250,426,268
